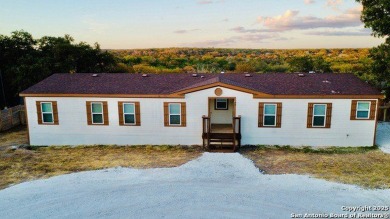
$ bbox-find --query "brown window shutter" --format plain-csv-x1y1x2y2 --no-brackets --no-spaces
307,103,314,128
181,102,186,127
258,103,264,127
276,103,282,128
325,103,332,128
163,102,169,126
135,102,141,126
350,100,357,120
102,102,109,125
86,101,92,125
118,102,124,126
369,100,377,120
52,101,59,125
36,101,43,124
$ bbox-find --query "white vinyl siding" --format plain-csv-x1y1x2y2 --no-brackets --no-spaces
25,87,377,147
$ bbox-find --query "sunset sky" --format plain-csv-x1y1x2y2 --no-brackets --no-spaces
0,0,385,49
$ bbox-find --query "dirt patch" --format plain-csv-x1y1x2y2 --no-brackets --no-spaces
0,127,202,189
0,126,28,149
241,146,390,189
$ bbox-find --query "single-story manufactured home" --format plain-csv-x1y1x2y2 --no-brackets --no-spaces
20,72,384,151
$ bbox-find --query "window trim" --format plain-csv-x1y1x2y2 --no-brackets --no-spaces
356,101,371,119
123,103,136,125
258,102,282,128
91,102,104,125
36,101,58,125
263,104,277,127
40,102,54,124
215,98,228,110
168,103,181,126
312,104,327,128
307,103,332,129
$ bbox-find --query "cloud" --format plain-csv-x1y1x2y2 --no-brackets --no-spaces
304,0,315,5
197,0,225,5
184,33,278,47
174,29,200,34
257,6,362,32
326,0,343,11
197,0,213,4
306,28,371,36
230,26,280,33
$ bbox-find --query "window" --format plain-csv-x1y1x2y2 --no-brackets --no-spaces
86,101,109,125
169,103,181,125
258,102,282,128
307,103,332,128
36,101,59,125
263,104,277,126
164,102,186,127
123,103,135,124
312,104,326,127
356,101,370,119
350,100,377,120
41,102,54,123
118,102,140,126
215,98,228,110
91,102,104,124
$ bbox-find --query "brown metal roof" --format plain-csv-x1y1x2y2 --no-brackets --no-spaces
20,73,382,96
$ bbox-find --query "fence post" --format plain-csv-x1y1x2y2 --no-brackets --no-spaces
9,107,13,126
0,110,2,131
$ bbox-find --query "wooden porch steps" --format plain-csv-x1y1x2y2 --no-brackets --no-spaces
202,116,241,153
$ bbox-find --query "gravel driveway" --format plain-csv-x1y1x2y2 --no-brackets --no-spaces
377,122,390,153
0,153,389,219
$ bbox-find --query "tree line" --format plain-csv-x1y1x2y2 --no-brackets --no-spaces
0,31,117,108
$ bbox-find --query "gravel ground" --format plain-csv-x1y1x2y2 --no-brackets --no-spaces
376,122,390,153
0,153,389,219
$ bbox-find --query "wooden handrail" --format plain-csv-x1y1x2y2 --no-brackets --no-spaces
202,115,211,149
232,116,241,151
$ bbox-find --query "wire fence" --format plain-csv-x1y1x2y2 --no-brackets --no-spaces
0,105,26,132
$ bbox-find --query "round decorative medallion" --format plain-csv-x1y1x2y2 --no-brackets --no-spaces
215,88,223,96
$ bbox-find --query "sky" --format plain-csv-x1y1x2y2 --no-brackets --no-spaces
0,0,385,49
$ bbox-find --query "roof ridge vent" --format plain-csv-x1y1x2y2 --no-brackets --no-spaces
92,74,99,77
142,74,149,77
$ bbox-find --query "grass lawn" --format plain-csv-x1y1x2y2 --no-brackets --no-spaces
241,146,390,189
0,126,202,189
